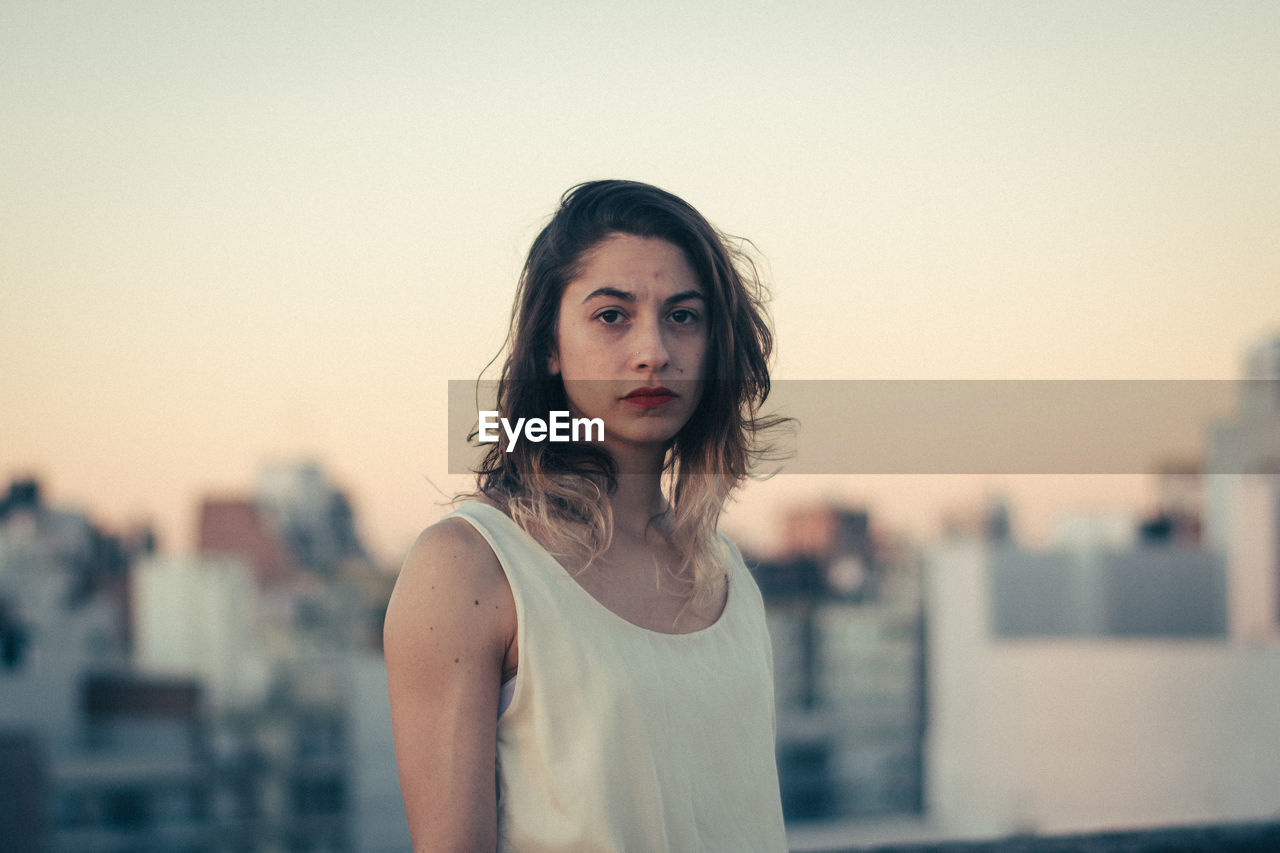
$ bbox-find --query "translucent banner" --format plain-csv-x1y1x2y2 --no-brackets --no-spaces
448,380,1277,475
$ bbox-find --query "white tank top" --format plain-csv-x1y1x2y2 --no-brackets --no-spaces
448,500,788,853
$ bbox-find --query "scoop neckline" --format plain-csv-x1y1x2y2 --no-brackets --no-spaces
464,500,735,639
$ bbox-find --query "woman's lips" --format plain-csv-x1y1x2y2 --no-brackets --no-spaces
622,387,677,408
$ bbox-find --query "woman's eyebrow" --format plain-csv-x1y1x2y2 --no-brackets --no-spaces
580,287,706,304
664,290,705,306
581,286,634,303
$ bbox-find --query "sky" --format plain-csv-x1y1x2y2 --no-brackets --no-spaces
3,1,1278,565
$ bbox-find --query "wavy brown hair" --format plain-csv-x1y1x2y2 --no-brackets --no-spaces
471,180,784,603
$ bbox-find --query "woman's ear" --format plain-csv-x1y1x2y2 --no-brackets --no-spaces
547,347,560,376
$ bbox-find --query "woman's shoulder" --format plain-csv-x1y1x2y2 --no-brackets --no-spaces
385,507,514,648
401,508,505,588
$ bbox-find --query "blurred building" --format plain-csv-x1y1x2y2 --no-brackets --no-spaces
133,554,270,710
253,461,368,578
147,460,389,708
198,499,295,588
1204,334,1280,643
1,480,132,851
754,504,926,822
0,479,132,747
196,461,392,653
44,667,352,853
0,465,404,852
924,334,1280,837
986,537,1226,639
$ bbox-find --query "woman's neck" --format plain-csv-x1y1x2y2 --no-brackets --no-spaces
601,442,671,540
608,472,669,541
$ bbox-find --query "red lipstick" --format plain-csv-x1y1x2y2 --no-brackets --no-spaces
622,386,677,408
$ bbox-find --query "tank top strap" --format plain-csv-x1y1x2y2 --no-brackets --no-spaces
444,499,585,616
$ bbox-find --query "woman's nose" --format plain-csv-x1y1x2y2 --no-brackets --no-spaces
631,320,670,371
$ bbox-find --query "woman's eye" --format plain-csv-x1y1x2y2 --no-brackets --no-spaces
669,308,699,324
596,309,625,325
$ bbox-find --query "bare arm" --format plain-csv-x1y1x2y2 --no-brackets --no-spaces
384,517,516,853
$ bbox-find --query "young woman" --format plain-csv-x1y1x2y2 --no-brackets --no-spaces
384,180,788,851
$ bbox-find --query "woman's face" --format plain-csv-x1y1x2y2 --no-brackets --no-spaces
549,233,708,458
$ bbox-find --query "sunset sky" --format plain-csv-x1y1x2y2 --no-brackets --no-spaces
4,2,1277,564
